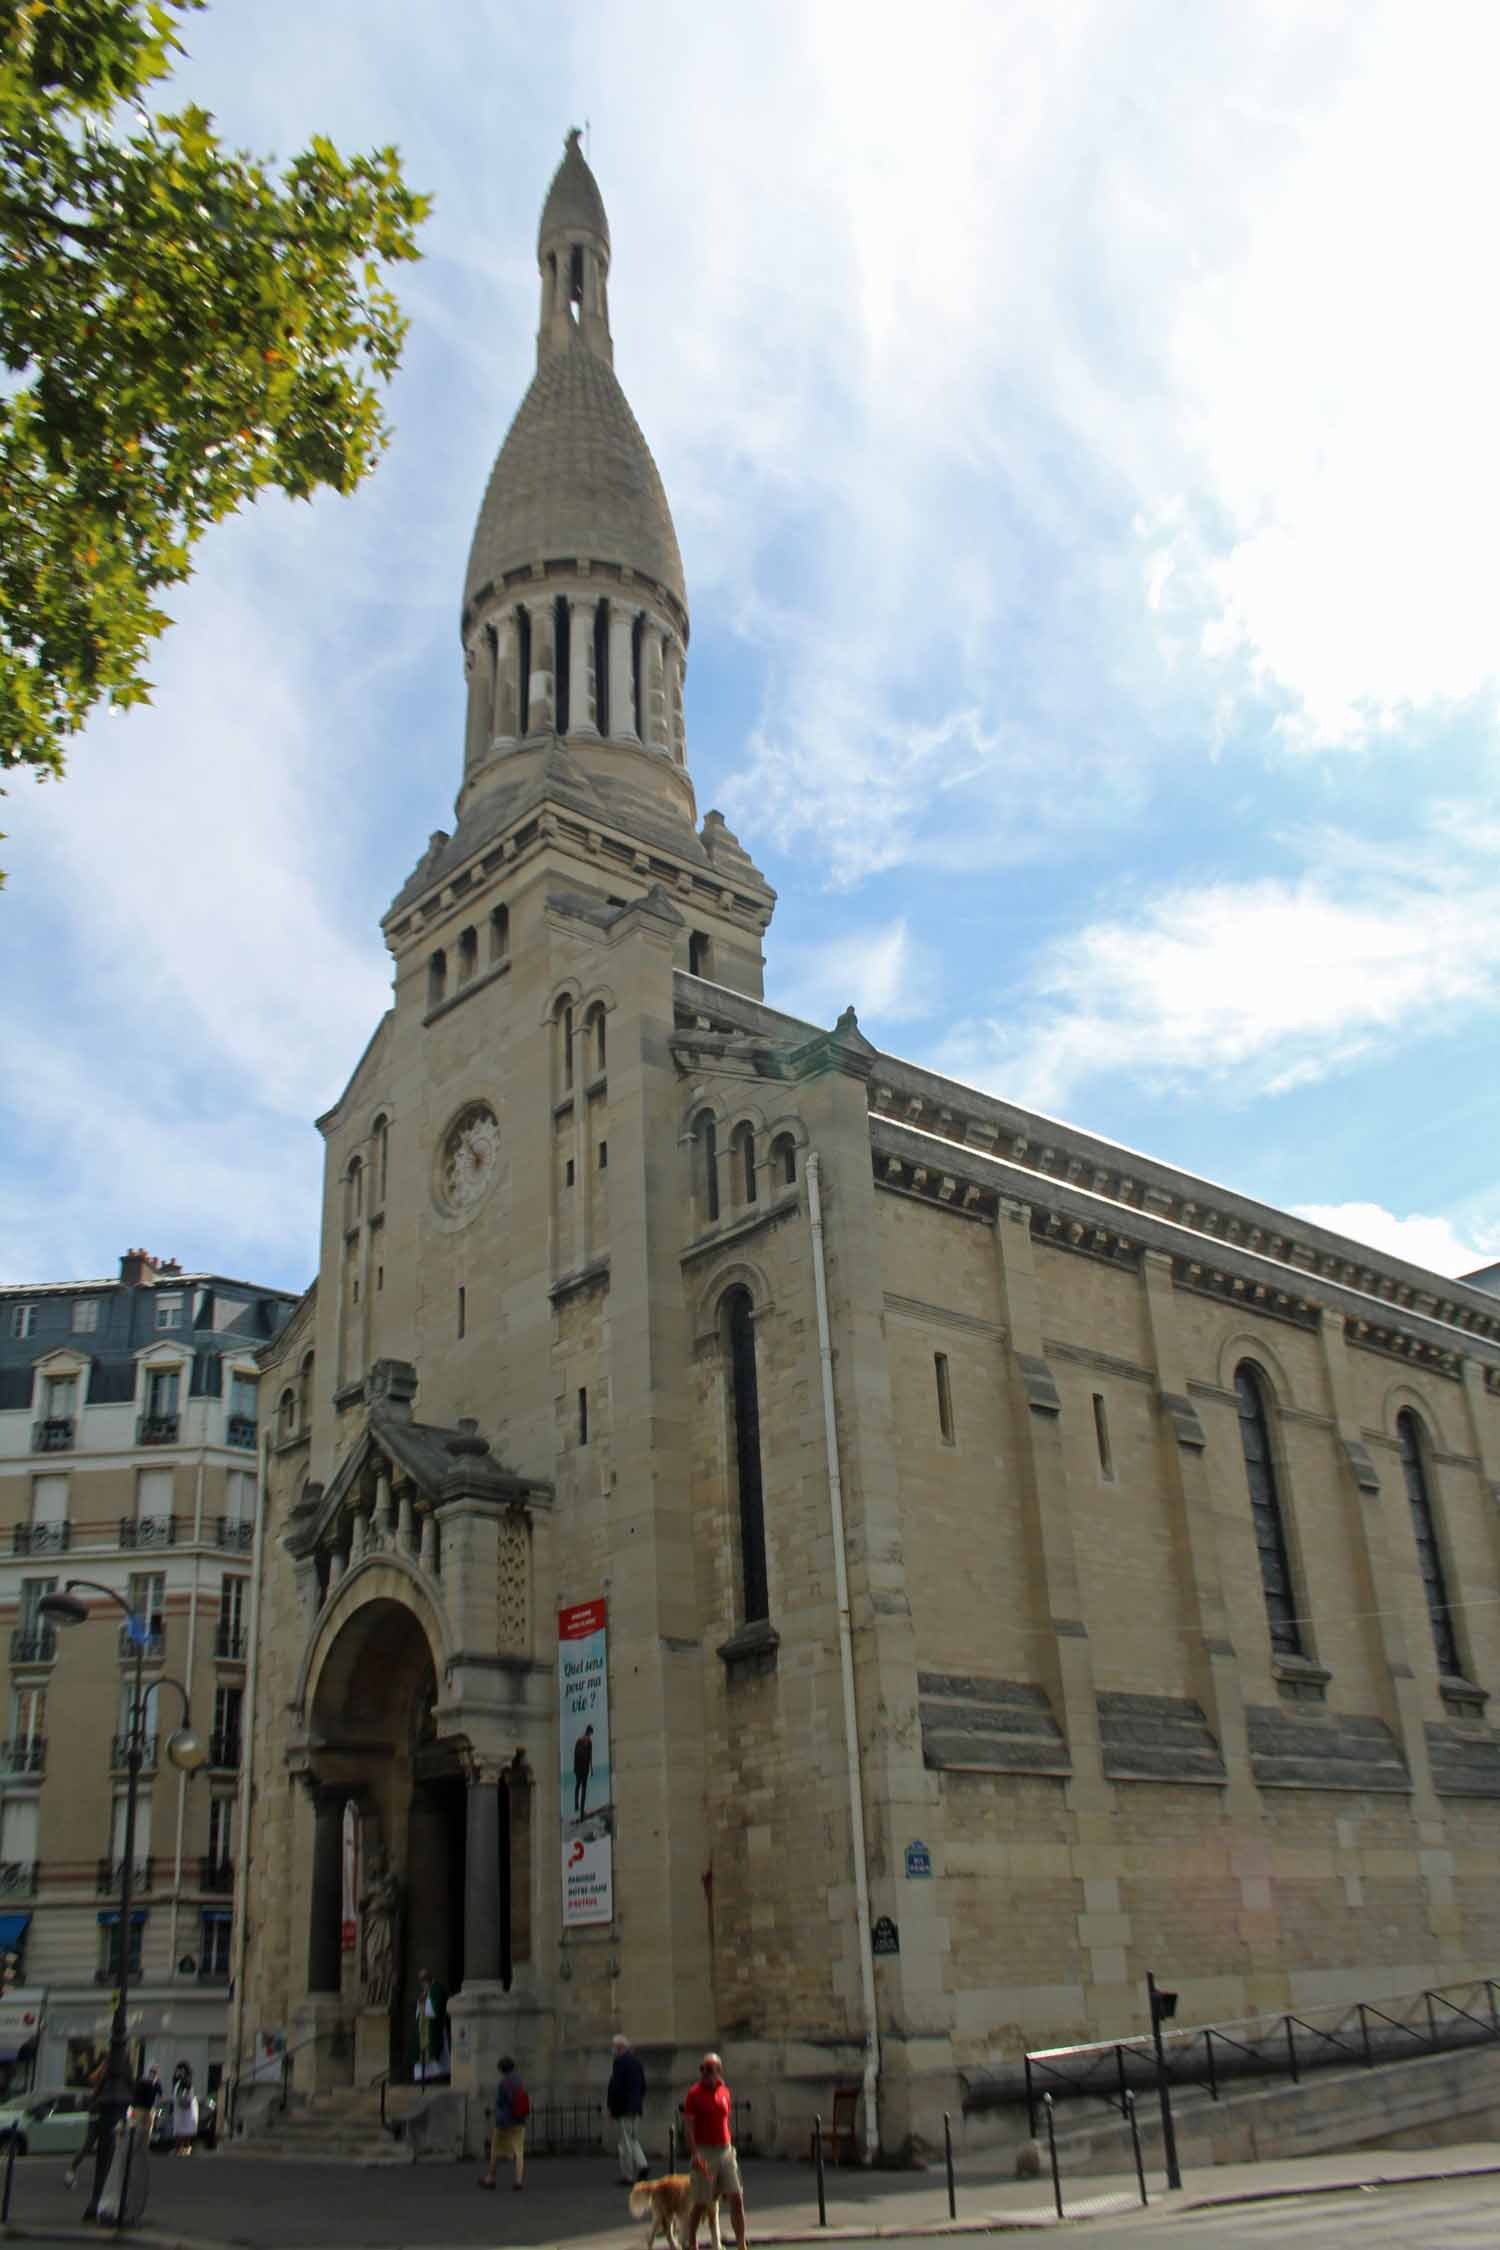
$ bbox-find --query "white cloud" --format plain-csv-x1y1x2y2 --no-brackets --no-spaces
774,917,937,1030
1291,1204,1500,1284
939,811,1500,1114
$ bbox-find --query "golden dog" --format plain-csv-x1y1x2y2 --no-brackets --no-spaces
628,2171,722,2250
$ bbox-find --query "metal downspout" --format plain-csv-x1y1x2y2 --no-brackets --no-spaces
806,1151,881,2160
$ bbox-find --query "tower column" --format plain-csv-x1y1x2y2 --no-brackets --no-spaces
464,1769,503,1984
568,596,598,736
641,623,666,752
526,597,556,734
494,610,521,747
608,604,639,741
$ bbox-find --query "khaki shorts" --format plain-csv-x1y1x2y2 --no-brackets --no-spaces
489,2123,525,2159
689,2144,742,2204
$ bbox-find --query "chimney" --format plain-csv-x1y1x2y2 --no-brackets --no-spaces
118,1249,160,1287
157,1259,182,1277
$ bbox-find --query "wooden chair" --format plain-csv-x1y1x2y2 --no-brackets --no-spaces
810,2085,859,2165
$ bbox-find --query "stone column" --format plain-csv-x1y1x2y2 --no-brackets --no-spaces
525,597,556,734
494,610,521,745
464,1772,503,1984
397,1485,415,1554
350,1503,368,1564
328,1545,345,1588
307,1787,344,1995
667,639,686,764
419,1511,437,1573
608,604,638,740
568,595,597,734
641,622,666,751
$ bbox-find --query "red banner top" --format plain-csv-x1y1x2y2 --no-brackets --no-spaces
558,1598,607,1640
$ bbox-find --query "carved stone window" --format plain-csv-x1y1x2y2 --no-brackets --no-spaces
437,1103,500,1220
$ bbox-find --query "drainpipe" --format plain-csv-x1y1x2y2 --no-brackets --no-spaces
805,1152,881,2161
226,1420,270,2123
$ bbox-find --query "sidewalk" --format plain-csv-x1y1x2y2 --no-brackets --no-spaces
3,2139,1499,2245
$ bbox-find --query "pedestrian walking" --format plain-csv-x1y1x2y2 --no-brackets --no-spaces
478,2054,529,2191
608,2032,648,2183
171,2062,198,2154
62,2053,108,2191
682,2052,747,2250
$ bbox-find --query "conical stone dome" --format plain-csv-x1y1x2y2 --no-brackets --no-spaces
538,129,609,252
464,341,685,615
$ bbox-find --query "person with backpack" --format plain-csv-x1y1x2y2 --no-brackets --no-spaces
478,2055,529,2190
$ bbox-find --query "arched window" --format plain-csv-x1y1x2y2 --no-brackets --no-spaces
585,1003,606,1077
489,905,509,964
1397,1410,1460,1676
278,1387,296,1442
723,1287,768,1625
555,998,575,1095
345,1156,363,1232
428,950,447,1009
371,1116,389,1210
731,1122,756,1205
1235,1363,1301,1655
772,1133,797,1188
696,1112,720,1224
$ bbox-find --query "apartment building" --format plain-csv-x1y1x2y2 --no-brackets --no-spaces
0,1249,295,2097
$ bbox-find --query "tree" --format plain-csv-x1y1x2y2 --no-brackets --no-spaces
1,0,429,791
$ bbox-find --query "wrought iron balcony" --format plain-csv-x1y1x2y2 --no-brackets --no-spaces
215,1519,253,1553
30,1417,74,1453
12,1521,69,1556
226,1415,257,1449
135,1412,179,1446
0,1738,45,1777
0,1863,36,1896
96,1857,152,1895
214,1624,246,1661
110,1733,158,1771
119,1514,176,1549
209,1731,241,1771
116,1623,165,1662
8,1628,56,1667
198,1858,235,1895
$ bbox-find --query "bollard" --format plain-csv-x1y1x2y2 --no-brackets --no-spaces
814,2115,827,2228
1042,2093,1062,2221
1124,2091,1147,2208
1,2128,17,2229
943,2111,955,2220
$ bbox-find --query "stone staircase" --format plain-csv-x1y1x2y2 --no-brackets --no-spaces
234,2085,418,2164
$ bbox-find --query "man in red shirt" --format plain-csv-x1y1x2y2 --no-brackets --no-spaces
682,2052,747,2250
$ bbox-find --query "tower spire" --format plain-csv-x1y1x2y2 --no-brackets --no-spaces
537,127,612,369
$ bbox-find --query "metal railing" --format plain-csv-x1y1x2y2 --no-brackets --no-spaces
111,1734,157,1771
8,1628,55,1666
214,1624,246,1660
209,1731,241,1770
117,1623,165,1661
0,1738,46,1777
30,1418,75,1453
119,1514,176,1548
0,1864,36,1896
14,1520,69,1554
135,1413,180,1446
215,1519,254,1553
97,1857,153,1895
516,2099,604,2155
226,1416,258,1449
1021,1975,1500,2135
198,1858,235,1894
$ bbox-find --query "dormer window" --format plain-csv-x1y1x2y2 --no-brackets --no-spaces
10,1305,35,1339
155,1296,183,1332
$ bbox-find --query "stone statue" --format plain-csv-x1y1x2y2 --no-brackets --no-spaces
359,1849,401,2010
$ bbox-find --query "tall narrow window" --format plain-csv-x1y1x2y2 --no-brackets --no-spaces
457,1287,466,1341
1092,1393,1114,1480
557,999,575,1094
586,1003,606,1076
725,1289,768,1624
372,1115,389,1209
1397,1410,1460,1677
489,905,509,963
578,1387,589,1445
772,1134,798,1187
934,1352,954,1444
732,1122,756,1205
688,930,711,979
345,1156,363,1231
593,600,610,731
631,612,644,738
516,606,531,734
1235,1363,1301,1655
554,593,571,732
458,926,478,984
697,1113,720,1223
428,950,447,1009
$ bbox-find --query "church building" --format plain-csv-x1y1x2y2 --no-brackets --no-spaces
236,133,1500,2157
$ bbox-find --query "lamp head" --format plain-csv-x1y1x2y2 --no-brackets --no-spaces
165,1726,208,1774
37,1590,88,1628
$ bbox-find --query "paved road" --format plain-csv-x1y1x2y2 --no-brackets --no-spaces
1051,2172,1500,2245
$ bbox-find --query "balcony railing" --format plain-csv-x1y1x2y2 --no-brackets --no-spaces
9,1628,56,1666
117,1623,165,1662
226,1415,257,1449
30,1417,75,1453
214,1624,246,1661
96,1857,152,1895
0,1864,36,1897
209,1731,241,1771
198,1858,235,1895
94,1958,142,1986
119,1514,176,1549
135,1413,180,1446
110,1734,158,1771
215,1519,253,1553
13,1521,69,1555
0,1738,46,1777
197,1959,231,1984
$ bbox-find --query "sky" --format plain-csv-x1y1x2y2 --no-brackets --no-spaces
3,0,1498,1295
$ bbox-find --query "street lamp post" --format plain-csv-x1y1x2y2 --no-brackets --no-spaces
39,1582,206,2223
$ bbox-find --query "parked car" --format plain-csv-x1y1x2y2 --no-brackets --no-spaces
0,2090,91,2156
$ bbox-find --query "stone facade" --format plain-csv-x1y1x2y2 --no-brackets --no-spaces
235,134,1500,2157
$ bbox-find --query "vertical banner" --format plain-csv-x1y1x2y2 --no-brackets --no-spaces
559,1598,613,1926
